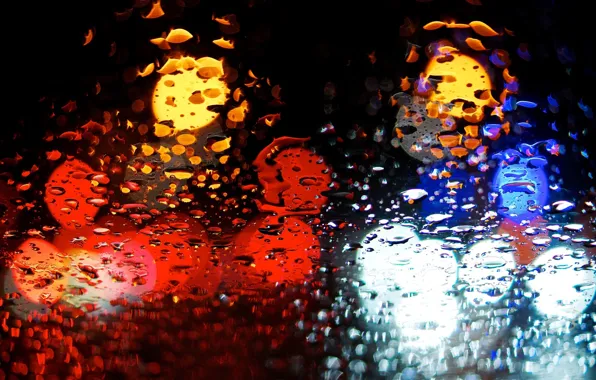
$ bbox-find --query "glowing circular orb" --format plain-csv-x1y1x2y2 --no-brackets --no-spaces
152,57,230,131
254,138,333,211
357,225,459,351
227,215,320,287
424,52,493,122
459,239,517,306
274,147,332,211
4,238,70,318
527,247,596,319
391,240,459,351
61,244,155,316
357,225,421,304
44,159,105,230
52,216,157,315
492,158,549,224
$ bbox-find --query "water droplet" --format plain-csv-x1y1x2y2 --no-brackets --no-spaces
532,237,551,246
482,256,507,269
564,223,583,231
401,189,428,202
48,186,66,195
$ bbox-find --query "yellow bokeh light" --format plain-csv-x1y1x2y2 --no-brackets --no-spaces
152,56,230,131
424,52,494,123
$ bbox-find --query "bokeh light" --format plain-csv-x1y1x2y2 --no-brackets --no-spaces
2,1,596,378
152,57,230,131
527,246,596,319
459,239,517,306
358,226,459,351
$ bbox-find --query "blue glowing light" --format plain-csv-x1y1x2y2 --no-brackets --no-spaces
492,157,549,224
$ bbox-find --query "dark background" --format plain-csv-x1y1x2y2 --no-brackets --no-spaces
1,0,594,221
5,0,595,135
0,0,593,232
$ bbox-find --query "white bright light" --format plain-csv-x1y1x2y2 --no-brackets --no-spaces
459,239,517,306
527,246,596,319
357,225,459,351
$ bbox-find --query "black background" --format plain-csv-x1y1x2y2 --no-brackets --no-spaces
2,0,595,231
5,0,595,135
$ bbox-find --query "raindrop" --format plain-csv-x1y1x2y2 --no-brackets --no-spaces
482,256,507,269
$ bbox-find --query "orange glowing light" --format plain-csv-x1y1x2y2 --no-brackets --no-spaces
227,100,249,122
212,38,235,49
83,28,94,46
501,121,511,134
258,113,281,127
438,46,459,54
464,138,481,149
10,239,70,306
445,22,470,29
406,45,420,63
150,37,171,50
423,21,446,31
144,0,165,19
469,21,499,37
176,134,197,145
211,137,232,153
138,62,155,77
430,148,445,159
438,134,462,148
426,102,439,118
400,77,411,91
464,125,479,137
165,29,193,44
465,38,487,51
450,147,469,157
152,56,230,131
503,68,517,84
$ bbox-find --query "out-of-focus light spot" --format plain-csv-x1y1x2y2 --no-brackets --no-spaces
492,157,549,224
6,239,70,318
227,215,319,286
527,247,596,319
52,217,157,315
459,239,517,306
44,159,107,230
254,137,332,212
358,226,459,351
152,56,230,131
423,53,493,123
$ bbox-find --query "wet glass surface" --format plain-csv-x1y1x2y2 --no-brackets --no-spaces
1,0,595,378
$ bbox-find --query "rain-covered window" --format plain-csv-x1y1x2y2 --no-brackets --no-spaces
1,0,595,378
